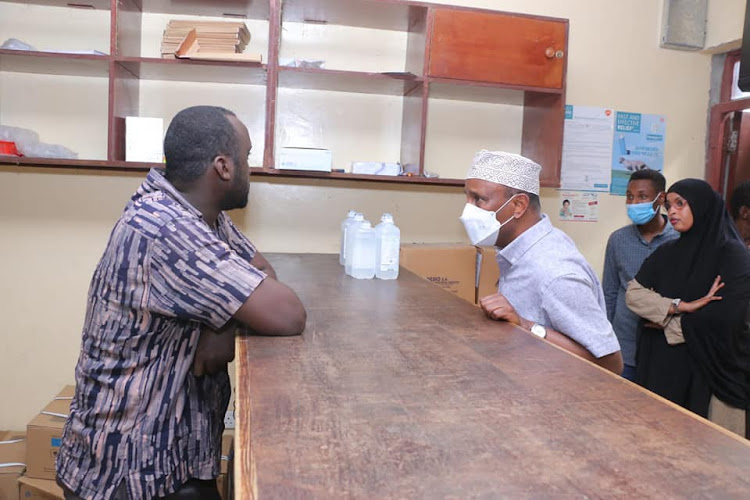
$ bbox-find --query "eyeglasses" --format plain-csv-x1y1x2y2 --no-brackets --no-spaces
664,198,687,211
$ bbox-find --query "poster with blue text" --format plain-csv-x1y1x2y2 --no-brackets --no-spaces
610,112,666,196
560,106,614,192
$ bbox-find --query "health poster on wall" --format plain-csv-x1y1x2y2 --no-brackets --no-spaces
558,191,599,222
610,112,666,196
560,105,614,191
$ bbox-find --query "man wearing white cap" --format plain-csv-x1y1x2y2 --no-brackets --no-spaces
460,150,623,374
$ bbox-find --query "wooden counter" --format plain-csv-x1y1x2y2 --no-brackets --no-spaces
235,254,750,499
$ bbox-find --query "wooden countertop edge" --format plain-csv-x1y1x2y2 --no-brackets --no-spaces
536,333,750,446
235,338,258,500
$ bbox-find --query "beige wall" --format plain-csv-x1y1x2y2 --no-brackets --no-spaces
706,0,745,52
0,0,734,429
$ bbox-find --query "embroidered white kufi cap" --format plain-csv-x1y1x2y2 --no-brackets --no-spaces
466,150,541,195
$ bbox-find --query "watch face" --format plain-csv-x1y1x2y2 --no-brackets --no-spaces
531,324,546,338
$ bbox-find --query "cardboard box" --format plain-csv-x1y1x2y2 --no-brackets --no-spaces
277,147,332,172
125,117,164,163
0,431,26,500
219,431,234,500
26,387,74,481
399,244,477,303
17,476,63,500
475,245,500,303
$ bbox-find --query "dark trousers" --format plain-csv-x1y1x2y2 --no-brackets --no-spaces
61,478,221,500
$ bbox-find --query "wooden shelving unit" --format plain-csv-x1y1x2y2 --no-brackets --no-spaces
0,0,568,187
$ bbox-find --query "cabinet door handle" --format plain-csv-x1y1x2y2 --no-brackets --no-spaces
555,50,565,59
545,47,555,59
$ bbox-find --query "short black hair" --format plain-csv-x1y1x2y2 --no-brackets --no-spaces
504,186,541,212
730,180,750,219
563,199,570,205
164,105,240,185
628,168,666,193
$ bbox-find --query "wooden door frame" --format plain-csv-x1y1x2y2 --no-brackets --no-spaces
706,98,750,189
706,50,746,190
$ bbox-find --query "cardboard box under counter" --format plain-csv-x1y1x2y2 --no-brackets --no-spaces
218,431,234,500
25,387,74,481
17,476,64,500
0,430,26,500
475,245,500,303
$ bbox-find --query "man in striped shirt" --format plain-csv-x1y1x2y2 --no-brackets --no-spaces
56,106,306,499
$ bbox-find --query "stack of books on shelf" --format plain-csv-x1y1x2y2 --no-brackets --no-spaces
161,20,261,62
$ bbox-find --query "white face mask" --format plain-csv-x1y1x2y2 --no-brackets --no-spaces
460,195,517,246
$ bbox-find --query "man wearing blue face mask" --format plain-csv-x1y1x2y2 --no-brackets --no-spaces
602,169,678,381
461,150,623,374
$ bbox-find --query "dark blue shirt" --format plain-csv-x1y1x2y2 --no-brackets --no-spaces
602,216,678,367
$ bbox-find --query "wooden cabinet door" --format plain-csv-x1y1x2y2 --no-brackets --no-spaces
429,9,567,89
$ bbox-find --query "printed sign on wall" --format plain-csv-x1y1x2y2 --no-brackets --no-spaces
610,112,666,196
558,191,599,222
560,106,614,192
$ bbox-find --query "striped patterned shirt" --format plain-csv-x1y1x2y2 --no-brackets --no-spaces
57,168,266,499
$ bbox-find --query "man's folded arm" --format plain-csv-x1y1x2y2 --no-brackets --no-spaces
232,278,306,336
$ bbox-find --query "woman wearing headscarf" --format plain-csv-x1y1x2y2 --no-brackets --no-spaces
626,178,750,437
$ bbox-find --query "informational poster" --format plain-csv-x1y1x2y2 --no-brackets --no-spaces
610,112,666,196
558,191,599,222
560,105,614,192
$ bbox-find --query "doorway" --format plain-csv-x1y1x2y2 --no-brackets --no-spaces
708,51,750,201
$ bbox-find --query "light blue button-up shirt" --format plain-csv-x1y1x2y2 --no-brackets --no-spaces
496,215,620,358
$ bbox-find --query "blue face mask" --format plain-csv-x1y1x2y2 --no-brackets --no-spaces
626,193,662,225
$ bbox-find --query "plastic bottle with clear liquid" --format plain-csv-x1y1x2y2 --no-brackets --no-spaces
339,209,357,266
344,213,365,276
349,221,377,279
375,213,400,280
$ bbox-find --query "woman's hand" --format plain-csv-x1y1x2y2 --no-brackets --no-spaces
678,275,724,314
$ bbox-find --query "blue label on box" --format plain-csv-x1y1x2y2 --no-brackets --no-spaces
51,437,62,447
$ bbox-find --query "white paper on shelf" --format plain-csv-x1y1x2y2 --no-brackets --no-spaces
43,49,108,55
126,117,164,163
351,162,401,176
278,147,332,172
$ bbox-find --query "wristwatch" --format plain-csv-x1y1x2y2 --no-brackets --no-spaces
671,298,681,313
531,323,547,339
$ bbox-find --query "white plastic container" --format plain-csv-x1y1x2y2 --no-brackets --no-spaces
339,209,357,266
349,221,377,279
375,213,400,280
344,213,365,276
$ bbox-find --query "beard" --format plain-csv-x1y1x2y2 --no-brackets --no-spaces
221,169,250,211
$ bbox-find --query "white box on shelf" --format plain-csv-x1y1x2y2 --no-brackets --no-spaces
351,161,401,176
278,147,332,172
126,117,164,163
